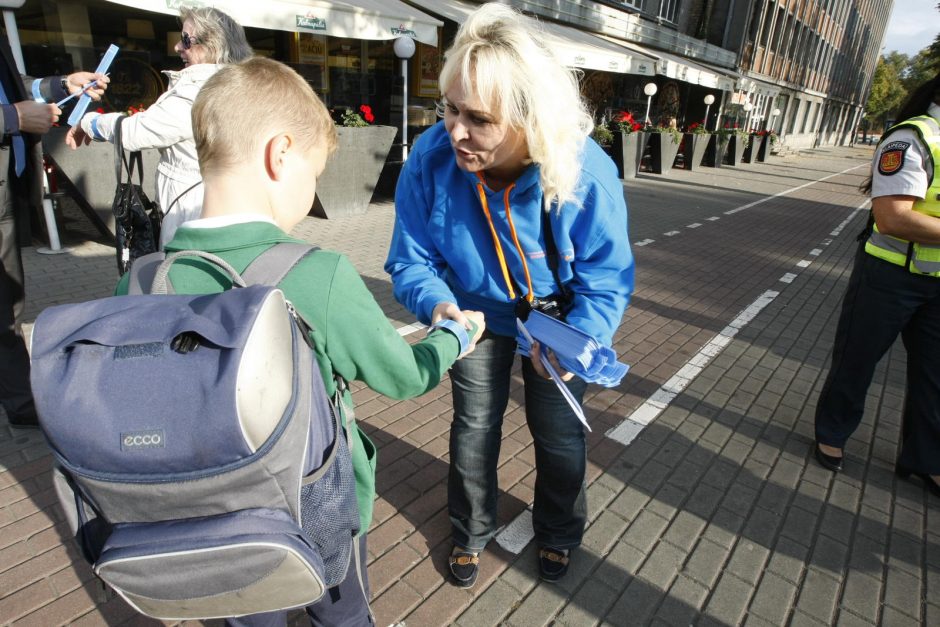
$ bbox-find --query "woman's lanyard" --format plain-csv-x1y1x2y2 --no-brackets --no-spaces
475,172,534,303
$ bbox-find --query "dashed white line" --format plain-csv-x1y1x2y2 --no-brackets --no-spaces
664,231,681,236
687,223,702,229
396,322,426,337
707,216,721,221
780,273,797,283
635,239,656,247
809,249,823,256
606,290,781,446
796,260,812,268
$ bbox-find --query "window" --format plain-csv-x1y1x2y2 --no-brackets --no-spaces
621,0,645,9
658,0,680,23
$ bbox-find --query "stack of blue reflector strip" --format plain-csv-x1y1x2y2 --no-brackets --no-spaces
515,310,629,387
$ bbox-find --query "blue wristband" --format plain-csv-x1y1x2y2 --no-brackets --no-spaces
90,114,104,140
31,79,44,102
430,319,470,356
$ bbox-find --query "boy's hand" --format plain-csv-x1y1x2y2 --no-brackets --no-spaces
461,310,485,357
431,301,463,325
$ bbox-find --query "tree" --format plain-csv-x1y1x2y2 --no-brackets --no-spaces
929,2,940,70
864,54,907,130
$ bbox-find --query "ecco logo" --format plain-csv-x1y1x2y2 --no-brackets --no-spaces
121,430,166,450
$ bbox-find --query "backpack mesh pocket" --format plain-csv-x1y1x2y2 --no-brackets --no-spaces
300,431,360,586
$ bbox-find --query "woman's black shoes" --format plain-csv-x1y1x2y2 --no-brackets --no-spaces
814,442,843,472
449,548,480,588
538,547,570,582
896,465,940,497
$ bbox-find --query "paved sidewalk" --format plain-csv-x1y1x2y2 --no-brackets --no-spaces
1,146,937,626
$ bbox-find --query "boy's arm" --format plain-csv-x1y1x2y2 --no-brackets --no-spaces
313,255,467,400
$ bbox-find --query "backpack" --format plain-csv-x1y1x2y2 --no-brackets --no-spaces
29,244,360,620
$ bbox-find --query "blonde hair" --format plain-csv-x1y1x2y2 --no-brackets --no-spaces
192,57,337,177
179,5,253,64
439,3,593,209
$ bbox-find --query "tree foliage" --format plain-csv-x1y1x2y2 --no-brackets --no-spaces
864,1,940,131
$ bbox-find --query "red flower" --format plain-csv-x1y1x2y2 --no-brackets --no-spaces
96,107,104,114
613,110,635,124
359,104,374,124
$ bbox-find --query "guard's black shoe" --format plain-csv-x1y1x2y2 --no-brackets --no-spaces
538,547,570,583
814,442,843,472
449,547,479,588
896,465,940,497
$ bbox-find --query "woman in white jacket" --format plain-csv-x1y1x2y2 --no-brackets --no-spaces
66,6,252,246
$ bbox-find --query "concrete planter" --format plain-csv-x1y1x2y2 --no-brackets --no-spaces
610,131,648,180
724,135,747,166
757,136,774,161
683,133,711,170
704,134,729,168
42,126,160,236
742,134,764,163
311,125,396,219
647,131,681,175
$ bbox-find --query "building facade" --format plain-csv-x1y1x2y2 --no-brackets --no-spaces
3,0,893,155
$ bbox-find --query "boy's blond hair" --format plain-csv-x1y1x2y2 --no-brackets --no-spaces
192,57,337,177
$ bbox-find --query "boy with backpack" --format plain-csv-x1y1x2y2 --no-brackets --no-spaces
34,57,483,625
161,57,483,625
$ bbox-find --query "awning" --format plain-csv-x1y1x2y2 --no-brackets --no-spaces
105,0,443,46
403,0,657,75
601,35,737,90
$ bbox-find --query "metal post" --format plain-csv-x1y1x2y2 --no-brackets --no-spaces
401,57,408,161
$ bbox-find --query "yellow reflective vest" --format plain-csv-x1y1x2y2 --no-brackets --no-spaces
864,115,940,276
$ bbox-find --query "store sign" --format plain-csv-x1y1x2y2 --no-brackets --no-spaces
391,25,417,37
165,0,207,9
297,14,327,31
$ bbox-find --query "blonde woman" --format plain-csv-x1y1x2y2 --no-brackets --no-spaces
385,3,634,586
66,5,252,247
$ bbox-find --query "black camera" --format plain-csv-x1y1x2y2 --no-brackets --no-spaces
515,294,571,322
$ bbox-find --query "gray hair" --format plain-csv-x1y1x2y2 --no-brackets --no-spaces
439,4,593,210
180,5,253,64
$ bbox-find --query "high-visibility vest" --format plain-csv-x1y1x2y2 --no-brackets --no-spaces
864,115,940,276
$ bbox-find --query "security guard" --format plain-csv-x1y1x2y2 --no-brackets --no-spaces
813,71,940,498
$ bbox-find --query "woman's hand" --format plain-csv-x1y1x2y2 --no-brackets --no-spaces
65,124,90,149
432,302,486,357
461,310,485,356
530,341,574,381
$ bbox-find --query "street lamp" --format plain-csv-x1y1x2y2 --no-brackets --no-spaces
643,82,658,127
769,107,781,132
393,36,416,161
703,94,715,129
742,101,753,131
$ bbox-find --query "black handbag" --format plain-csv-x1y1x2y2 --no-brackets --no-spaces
111,115,161,275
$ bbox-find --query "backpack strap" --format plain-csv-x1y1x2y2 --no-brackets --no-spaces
240,242,320,286
126,251,167,295
241,243,358,450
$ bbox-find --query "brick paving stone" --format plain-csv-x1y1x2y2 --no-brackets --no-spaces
881,566,922,621
794,568,841,625
503,581,567,627
604,578,664,626
748,572,797,625
765,537,809,584
553,579,620,627
621,511,670,554
839,571,883,623
454,579,521,627
703,571,755,626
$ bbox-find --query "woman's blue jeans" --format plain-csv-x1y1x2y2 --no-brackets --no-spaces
448,332,588,551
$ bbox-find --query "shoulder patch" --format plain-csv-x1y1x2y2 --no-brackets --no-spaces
878,140,910,175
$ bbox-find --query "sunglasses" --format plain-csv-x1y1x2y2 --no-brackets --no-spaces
180,31,199,50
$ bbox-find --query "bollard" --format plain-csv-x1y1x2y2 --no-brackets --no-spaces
36,164,71,255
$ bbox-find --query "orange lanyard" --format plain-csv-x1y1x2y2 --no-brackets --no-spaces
475,173,534,303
